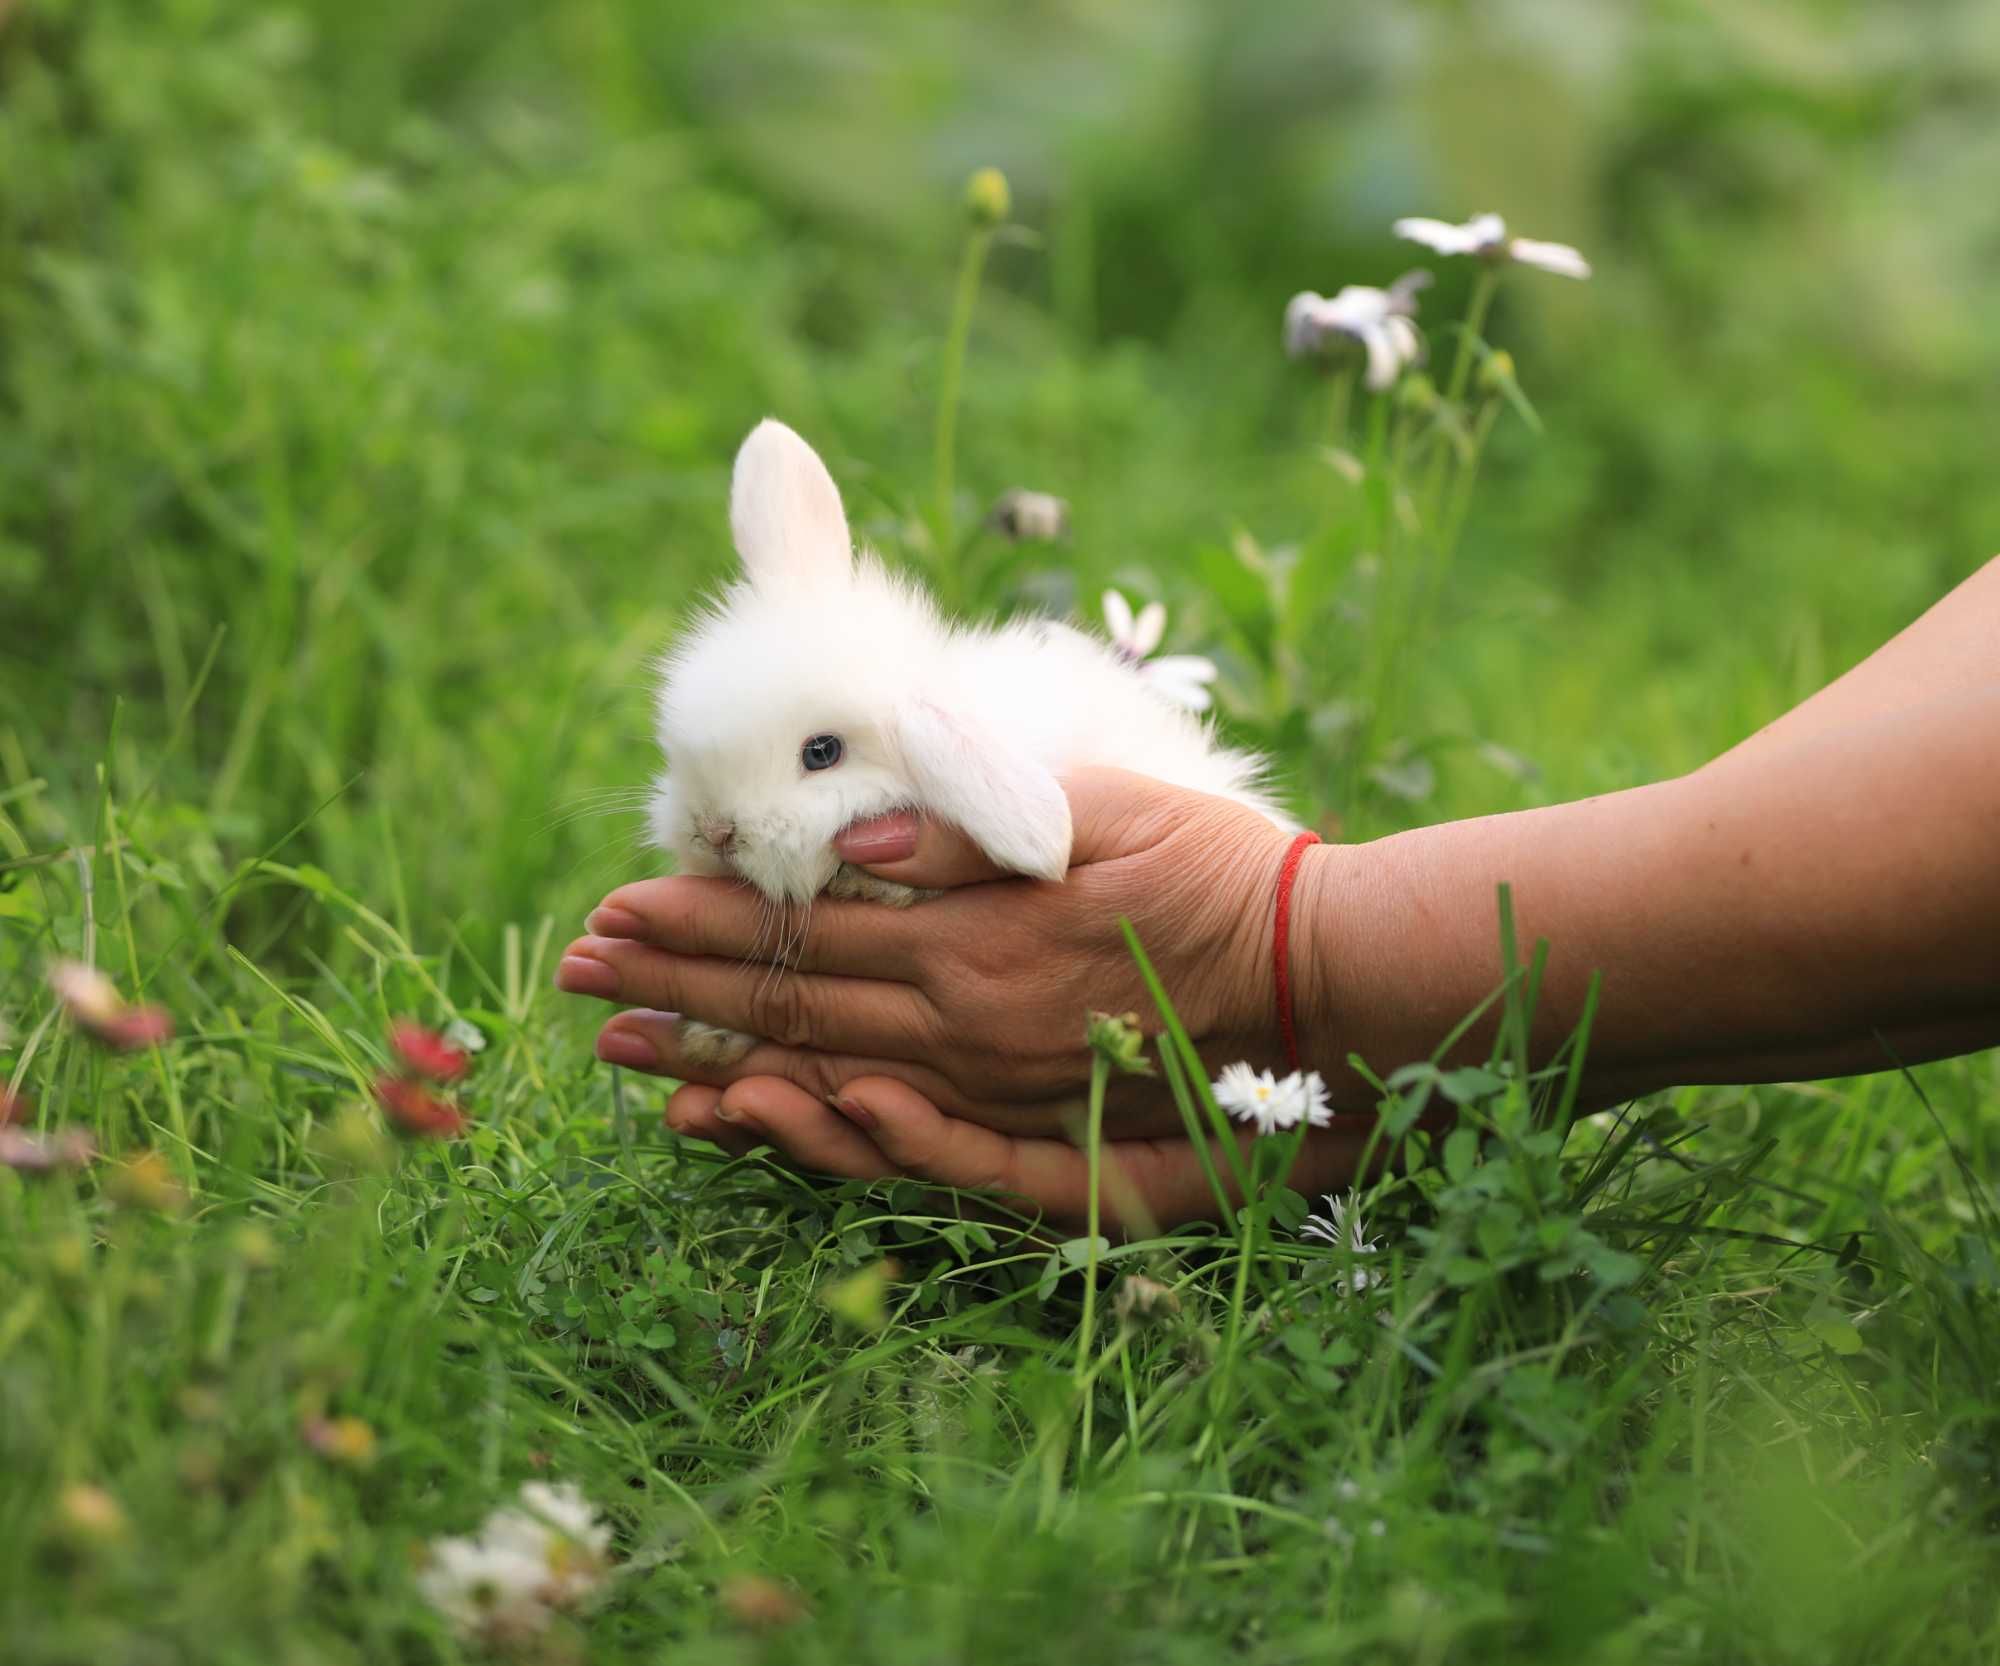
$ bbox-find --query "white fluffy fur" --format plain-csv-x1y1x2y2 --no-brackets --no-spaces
650,419,1290,913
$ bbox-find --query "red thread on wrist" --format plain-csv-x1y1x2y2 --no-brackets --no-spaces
1273,829,1321,1073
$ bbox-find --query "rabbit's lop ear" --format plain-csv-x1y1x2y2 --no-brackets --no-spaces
730,419,853,590
895,702,1072,882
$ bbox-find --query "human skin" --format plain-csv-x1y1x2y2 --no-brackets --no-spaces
557,555,2000,1228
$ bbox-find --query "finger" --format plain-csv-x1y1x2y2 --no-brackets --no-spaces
556,936,942,1058
595,1008,984,1113
662,1082,761,1161
828,1075,1094,1218
583,876,920,979
835,810,1012,890
713,1077,898,1180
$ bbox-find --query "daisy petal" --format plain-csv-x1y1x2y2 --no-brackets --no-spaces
1391,216,1471,253
1358,324,1401,391
1102,588,1135,644
1507,237,1591,279
1131,601,1167,658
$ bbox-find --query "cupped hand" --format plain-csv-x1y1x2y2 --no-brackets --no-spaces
659,1072,1377,1234
556,769,1306,1136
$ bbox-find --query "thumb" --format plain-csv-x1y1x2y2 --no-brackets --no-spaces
837,767,1192,888
835,810,1010,889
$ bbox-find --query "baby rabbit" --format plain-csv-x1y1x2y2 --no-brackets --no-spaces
651,419,1287,1066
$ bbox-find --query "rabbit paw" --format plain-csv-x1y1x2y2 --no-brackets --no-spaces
825,864,938,906
674,1017,758,1069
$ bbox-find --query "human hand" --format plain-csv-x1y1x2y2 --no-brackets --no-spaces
657,1071,1377,1233
557,769,1323,1137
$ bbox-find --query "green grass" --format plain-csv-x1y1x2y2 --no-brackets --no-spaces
4,2,2000,1661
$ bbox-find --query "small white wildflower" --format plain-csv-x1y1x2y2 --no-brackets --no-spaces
442,1016,488,1055
1211,1064,1331,1137
1103,588,1219,712
418,1481,612,1643
1140,654,1220,713
1271,1069,1335,1132
1212,1061,1285,1136
1284,272,1430,390
988,488,1070,542
1301,1191,1383,1296
417,1533,554,1646
1103,589,1166,662
1392,212,1591,279
486,1481,610,1561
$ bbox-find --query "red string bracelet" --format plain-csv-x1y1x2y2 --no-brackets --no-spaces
1272,829,1321,1072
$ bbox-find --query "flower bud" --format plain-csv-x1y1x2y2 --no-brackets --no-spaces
1477,350,1516,395
1084,1011,1154,1077
964,166,1011,227
721,1573,808,1630
986,488,1069,542
823,1257,900,1332
1114,1273,1182,1326
231,1222,279,1270
109,1150,185,1213
1396,371,1438,413
302,1414,378,1465
54,1483,128,1548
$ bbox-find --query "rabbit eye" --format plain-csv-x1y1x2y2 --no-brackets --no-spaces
800,734,845,772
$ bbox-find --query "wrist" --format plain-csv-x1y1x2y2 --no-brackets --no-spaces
1284,839,1384,1112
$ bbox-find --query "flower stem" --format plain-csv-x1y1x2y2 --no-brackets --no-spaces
1075,1051,1109,1466
932,222,996,602
1444,264,1499,408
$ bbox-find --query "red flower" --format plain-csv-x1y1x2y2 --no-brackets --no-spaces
389,1021,468,1083
373,1074,469,1139
0,1127,96,1173
48,961,175,1053
100,1006,174,1051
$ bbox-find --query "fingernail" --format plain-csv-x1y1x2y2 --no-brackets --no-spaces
555,955,620,998
596,1029,659,1070
587,906,647,939
830,1094,877,1132
838,811,919,863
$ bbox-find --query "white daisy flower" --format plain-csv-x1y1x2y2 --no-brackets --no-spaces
1211,1065,1334,1136
1300,1191,1383,1295
1270,1069,1335,1132
1283,272,1429,390
1103,589,1219,712
1141,654,1219,712
417,1534,556,1646
485,1481,611,1562
1392,212,1591,279
1103,589,1166,662
1212,1061,1285,1136
417,1482,612,1643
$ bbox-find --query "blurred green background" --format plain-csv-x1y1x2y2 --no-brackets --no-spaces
5,0,1995,950
5,7,2000,1661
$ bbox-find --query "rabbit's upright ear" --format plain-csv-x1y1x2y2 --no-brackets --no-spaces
729,420,853,590
894,702,1072,882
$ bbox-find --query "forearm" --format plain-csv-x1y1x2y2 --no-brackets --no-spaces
1299,683,2000,1109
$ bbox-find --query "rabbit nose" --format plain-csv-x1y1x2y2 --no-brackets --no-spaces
698,818,737,853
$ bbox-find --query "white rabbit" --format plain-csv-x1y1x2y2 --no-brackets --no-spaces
650,419,1290,1066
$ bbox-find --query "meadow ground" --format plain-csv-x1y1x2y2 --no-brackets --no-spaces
4,4,2000,1662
